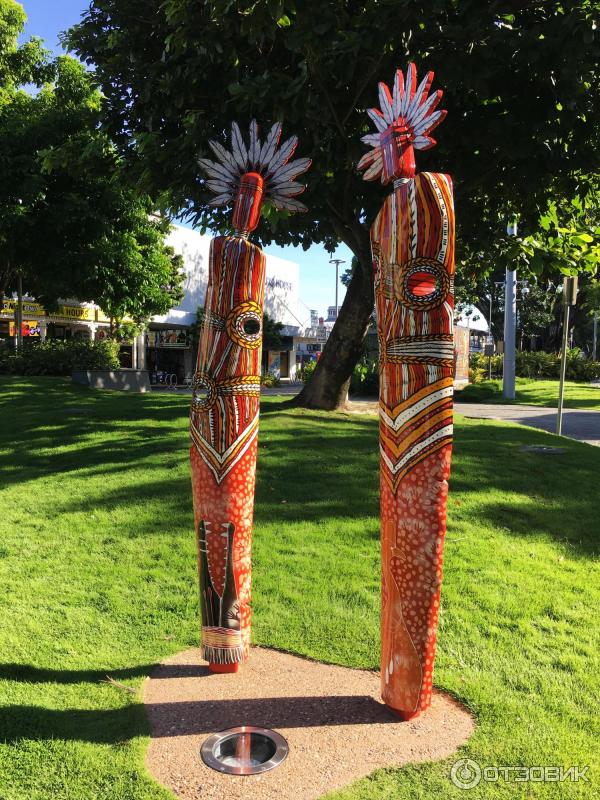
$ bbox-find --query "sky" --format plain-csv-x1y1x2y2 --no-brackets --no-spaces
18,0,352,319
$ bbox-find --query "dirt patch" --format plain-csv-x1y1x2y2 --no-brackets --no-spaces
144,647,474,800
343,399,379,415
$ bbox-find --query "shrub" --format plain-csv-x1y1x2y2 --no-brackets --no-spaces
299,359,317,383
470,350,600,382
261,372,281,388
350,359,379,396
0,338,120,376
469,366,487,384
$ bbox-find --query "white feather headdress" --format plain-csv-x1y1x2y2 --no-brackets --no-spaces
357,63,447,183
199,120,311,212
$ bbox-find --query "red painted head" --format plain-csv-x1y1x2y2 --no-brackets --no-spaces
232,172,264,233
381,125,416,184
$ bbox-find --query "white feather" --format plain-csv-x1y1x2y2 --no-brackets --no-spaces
413,135,436,151
208,192,234,206
411,70,434,111
208,139,240,175
361,132,381,147
271,181,306,198
367,107,388,133
198,158,237,183
400,63,417,117
362,155,383,181
230,121,248,171
264,135,298,177
407,89,442,129
392,69,405,119
269,157,312,185
413,109,445,137
272,197,308,212
258,122,282,168
205,178,235,194
357,148,381,171
378,82,395,125
248,119,260,166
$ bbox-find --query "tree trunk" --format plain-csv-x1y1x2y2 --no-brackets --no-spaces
289,246,374,411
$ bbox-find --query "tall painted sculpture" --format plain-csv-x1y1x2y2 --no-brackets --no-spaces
358,64,455,719
191,122,310,673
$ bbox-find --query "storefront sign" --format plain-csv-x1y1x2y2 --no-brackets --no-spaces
1,297,96,322
9,320,41,337
49,305,95,322
148,329,190,348
2,299,45,317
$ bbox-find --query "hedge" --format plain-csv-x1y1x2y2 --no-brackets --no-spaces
0,339,120,376
347,349,600,396
470,350,600,383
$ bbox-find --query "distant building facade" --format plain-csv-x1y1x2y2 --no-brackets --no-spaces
1,223,323,383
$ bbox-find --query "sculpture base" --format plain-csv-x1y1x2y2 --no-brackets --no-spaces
208,662,239,674
387,705,423,722
144,647,475,800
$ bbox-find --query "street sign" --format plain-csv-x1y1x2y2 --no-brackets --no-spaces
562,276,578,306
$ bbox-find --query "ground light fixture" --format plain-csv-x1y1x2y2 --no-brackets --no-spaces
200,726,289,775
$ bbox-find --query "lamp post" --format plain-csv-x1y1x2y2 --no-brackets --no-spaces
15,271,23,349
557,276,578,435
329,258,345,321
503,218,518,400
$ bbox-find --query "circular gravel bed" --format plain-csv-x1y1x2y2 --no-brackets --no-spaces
144,647,474,800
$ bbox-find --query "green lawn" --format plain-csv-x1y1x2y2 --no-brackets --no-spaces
458,377,600,410
0,376,598,800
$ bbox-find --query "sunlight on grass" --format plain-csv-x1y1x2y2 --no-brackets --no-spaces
0,376,598,799
459,377,600,410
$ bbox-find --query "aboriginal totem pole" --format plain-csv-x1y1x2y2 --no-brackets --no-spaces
358,65,455,719
191,122,310,673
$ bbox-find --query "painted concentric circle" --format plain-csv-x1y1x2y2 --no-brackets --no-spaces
226,301,262,349
191,372,217,411
394,258,450,311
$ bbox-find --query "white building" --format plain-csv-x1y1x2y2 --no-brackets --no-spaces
455,304,490,352
1,223,319,382
146,224,305,382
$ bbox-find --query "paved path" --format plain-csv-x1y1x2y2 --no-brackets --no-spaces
454,403,600,447
157,385,599,446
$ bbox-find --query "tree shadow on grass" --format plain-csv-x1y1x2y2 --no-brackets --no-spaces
1,689,398,744
3,378,598,554
0,703,148,745
451,420,600,556
0,663,156,684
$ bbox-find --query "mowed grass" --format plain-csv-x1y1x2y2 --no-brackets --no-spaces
0,375,598,800
459,377,600,410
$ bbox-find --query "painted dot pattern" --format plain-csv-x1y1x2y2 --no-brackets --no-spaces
372,173,456,718
191,441,257,656
381,444,452,713
205,530,227,597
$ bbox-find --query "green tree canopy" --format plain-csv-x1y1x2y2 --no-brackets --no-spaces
68,0,600,405
0,1,183,334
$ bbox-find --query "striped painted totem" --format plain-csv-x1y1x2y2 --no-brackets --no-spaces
192,121,310,672
358,65,455,718
190,236,265,669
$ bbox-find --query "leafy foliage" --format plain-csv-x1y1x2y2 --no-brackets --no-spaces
0,338,120,375
68,1,600,261
262,312,284,351
0,3,184,329
67,1,600,407
470,349,600,383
